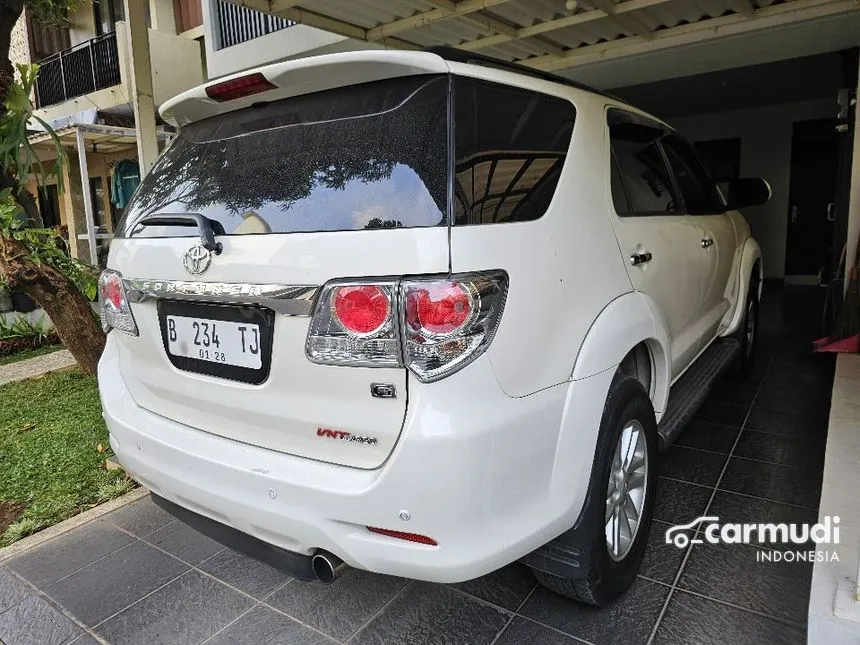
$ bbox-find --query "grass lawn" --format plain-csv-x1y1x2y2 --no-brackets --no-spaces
0,369,133,546
0,343,64,367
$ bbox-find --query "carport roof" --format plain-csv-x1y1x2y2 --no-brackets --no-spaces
231,0,859,73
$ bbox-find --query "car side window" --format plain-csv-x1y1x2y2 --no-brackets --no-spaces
661,134,726,215
608,115,680,217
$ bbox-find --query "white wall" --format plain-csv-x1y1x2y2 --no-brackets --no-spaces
671,98,834,279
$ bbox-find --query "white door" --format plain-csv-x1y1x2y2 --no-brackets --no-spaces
608,112,705,379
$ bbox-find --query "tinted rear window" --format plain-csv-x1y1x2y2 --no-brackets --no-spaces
116,75,449,237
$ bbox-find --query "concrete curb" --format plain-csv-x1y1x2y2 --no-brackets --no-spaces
0,486,149,564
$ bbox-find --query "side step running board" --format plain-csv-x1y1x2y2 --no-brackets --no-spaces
657,338,740,452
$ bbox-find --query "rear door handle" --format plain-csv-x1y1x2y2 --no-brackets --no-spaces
700,238,714,248
629,251,652,266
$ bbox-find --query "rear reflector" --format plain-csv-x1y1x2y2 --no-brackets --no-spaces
205,72,276,102
367,527,438,546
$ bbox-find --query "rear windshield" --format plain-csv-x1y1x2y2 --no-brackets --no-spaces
116,75,449,237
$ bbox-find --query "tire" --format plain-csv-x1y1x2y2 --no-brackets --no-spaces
731,278,759,378
532,374,658,606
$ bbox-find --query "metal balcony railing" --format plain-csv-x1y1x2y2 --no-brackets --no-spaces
35,32,121,109
215,0,295,50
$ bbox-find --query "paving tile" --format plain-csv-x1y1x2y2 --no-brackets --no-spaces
350,582,509,645
520,577,668,645
660,446,728,487
44,540,188,627
198,548,291,600
718,458,822,509
266,569,408,641
694,401,749,428
96,569,253,645
744,407,827,439
640,521,687,585
733,430,825,470
761,368,834,399
0,594,81,645
450,562,535,611
677,542,812,622
142,519,225,565
754,388,830,416
106,497,175,538
8,520,134,589
0,567,33,612
67,635,100,645
207,605,335,645
494,617,581,645
652,590,805,644
653,477,712,525
673,420,739,454
708,382,758,407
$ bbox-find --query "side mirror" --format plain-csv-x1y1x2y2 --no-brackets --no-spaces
728,177,771,210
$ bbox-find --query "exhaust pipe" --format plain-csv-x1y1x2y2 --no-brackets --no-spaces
312,550,349,584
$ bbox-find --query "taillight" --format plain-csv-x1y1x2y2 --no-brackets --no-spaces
306,272,507,381
367,527,438,546
204,72,276,102
99,270,138,336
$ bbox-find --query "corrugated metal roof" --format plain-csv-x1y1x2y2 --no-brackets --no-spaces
242,0,859,72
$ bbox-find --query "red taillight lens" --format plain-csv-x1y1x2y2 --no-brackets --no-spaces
100,272,123,309
367,527,438,546
333,285,390,336
204,72,276,102
409,282,473,335
98,269,138,336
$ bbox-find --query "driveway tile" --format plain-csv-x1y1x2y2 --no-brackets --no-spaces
8,520,134,589
208,605,335,645
708,382,758,407
68,635,100,645
733,430,825,470
199,548,291,599
653,477,712,525
706,491,818,551
494,617,582,645
694,401,748,427
266,569,408,641
107,497,175,538
45,541,188,626
0,595,80,645
744,408,827,439
142,520,225,565
674,420,739,454
754,388,829,416
96,570,253,645
520,577,668,645
350,582,509,645
640,521,687,584
0,567,33,612
677,542,811,622
718,458,822,509
652,590,804,644
450,562,535,611
660,446,728,487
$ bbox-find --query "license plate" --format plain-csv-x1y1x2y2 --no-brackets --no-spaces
165,315,262,370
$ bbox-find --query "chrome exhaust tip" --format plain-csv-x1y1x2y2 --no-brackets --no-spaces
312,551,349,584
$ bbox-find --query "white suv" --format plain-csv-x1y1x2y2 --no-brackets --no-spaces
98,48,767,606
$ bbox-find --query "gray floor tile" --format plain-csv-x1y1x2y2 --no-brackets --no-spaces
198,548,291,600
96,569,253,645
640,521,687,585
673,420,739,454
744,407,827,439
733,430,825,470
68,634,101,645
7,520,134,589
520,577,669,645
44,540,189,626
450,563,535,611
754,388,829,416
0,567,33,613
350,582,509,645
106,497,175,538
0,595,81,645
207,605,336,645
694,401,749,427
266,570,407,641
494,617,581,645
660,446,728,487
709,382,758,407
142,519,225,565
652,590,805,644
677,542,811,622
718,458,822,509
706,490,818,537
653,477,712,525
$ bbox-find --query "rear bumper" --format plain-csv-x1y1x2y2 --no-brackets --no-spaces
100,334,612,583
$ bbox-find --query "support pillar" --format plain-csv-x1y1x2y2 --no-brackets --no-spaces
61,152,90,263
124,0,160,176
76,129,98,266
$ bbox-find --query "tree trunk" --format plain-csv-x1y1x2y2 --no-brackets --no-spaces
0,234,105,375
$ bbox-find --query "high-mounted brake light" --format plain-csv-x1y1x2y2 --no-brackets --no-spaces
204,72,276,102
99,270,138,336
367,527,438,546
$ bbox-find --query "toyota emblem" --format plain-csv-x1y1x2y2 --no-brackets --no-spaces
183,244,212,275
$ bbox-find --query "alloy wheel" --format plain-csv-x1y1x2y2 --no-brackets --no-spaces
605,419,648,562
